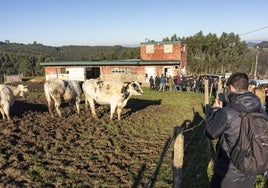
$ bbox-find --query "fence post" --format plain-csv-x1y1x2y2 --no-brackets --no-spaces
204,79,211,119
173,127,184,188
205,79,209,106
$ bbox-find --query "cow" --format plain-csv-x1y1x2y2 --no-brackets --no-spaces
44,79,82,117
82,79,143,121
0,84,28,121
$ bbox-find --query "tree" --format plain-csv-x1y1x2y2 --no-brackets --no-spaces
180,31,248,75
19,60,32,77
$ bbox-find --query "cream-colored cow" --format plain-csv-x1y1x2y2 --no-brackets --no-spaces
0,84,28,120
44,79,82,117
82,79,143,120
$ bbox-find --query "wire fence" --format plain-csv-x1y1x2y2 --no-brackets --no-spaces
144,119,206,188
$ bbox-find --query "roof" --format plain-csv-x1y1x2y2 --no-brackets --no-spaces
40,60,181,66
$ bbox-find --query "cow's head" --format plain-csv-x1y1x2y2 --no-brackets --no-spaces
128,81,143,95
18,85,29,98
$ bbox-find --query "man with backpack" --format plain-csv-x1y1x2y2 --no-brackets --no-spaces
205,72,268,188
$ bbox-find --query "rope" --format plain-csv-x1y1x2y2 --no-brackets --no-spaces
182,120,204,133
144,119,205,188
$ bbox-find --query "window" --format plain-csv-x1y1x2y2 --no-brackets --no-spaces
146,45,154,54
57,68,67,74
112,67,131,74
164,44,173,53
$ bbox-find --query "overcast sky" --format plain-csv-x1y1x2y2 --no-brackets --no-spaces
1,0,268,46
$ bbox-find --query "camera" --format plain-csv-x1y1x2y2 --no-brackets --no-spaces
217,92,228,107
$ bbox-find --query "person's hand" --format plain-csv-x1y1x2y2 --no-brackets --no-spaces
213,98,223,108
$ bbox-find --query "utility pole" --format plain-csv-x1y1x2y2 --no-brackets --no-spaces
254,46,259,79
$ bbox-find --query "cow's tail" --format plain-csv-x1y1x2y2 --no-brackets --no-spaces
44,82,52,105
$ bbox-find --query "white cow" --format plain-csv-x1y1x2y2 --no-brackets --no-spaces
0,84,28,120
82,79,143,120
44,79,82,117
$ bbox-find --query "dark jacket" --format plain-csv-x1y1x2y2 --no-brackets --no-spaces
206,91,263,184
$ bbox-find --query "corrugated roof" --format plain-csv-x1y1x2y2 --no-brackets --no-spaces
40,60,180,66
40,60,139,66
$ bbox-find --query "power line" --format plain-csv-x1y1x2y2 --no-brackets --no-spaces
240,26,268,36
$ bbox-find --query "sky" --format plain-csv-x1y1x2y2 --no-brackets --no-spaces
1,0,268,47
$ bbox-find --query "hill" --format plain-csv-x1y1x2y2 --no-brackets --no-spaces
0,41,140,61
247,41,268,48
257,41,268,48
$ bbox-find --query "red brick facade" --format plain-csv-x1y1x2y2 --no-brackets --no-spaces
140,42,181,61
41,41,187,86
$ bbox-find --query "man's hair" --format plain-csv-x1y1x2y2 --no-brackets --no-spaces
227,72,249,91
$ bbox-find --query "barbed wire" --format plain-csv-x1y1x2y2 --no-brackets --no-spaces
144,119,206,188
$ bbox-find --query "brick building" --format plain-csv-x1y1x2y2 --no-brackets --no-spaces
40,41,187,86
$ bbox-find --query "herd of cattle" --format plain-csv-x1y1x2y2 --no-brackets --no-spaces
0,79,143,121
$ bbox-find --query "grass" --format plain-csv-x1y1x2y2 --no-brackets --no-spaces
130,88,267,188
1,87,267,187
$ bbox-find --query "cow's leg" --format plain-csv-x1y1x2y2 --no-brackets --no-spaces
116,107,122,121
45,94,55,117
116,101,126,121
3,104,10,121
51,95,62,117
110,104,116,120
44,88,54,116
55,101,62,117
75,96,80,114
88,98,97,119
84,95,88,111
0,107,6,120
47,101,54,117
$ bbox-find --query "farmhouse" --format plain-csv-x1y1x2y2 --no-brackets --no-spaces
40,41,187,86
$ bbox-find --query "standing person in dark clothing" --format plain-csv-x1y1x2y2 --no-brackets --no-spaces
205,72,267,188
149,76,155,90
155,75,160,90
159,74,166,92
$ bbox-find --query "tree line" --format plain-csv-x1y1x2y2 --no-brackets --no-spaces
0,32,267,83
162,32,268,78
0,42,140,82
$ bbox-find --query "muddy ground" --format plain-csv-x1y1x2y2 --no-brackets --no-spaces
0,81,179,187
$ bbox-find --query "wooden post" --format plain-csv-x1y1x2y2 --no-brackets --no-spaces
173,127,184,188
204,79,212,172
217,78,223,96
204,79,211,119
205,79,209,105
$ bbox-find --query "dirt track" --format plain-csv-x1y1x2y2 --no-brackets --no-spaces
0,81,174,187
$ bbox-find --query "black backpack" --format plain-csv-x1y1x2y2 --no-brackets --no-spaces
228,112,268,175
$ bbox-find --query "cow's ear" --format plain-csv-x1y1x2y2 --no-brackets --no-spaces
139,82,142,86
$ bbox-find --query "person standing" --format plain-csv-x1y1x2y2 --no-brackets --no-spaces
205,72,267,188
159,74,166,92
175,75,182,91
149,76,155,90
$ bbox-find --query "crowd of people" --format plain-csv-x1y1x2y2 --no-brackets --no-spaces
149,74,223,94
149,73,268,110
